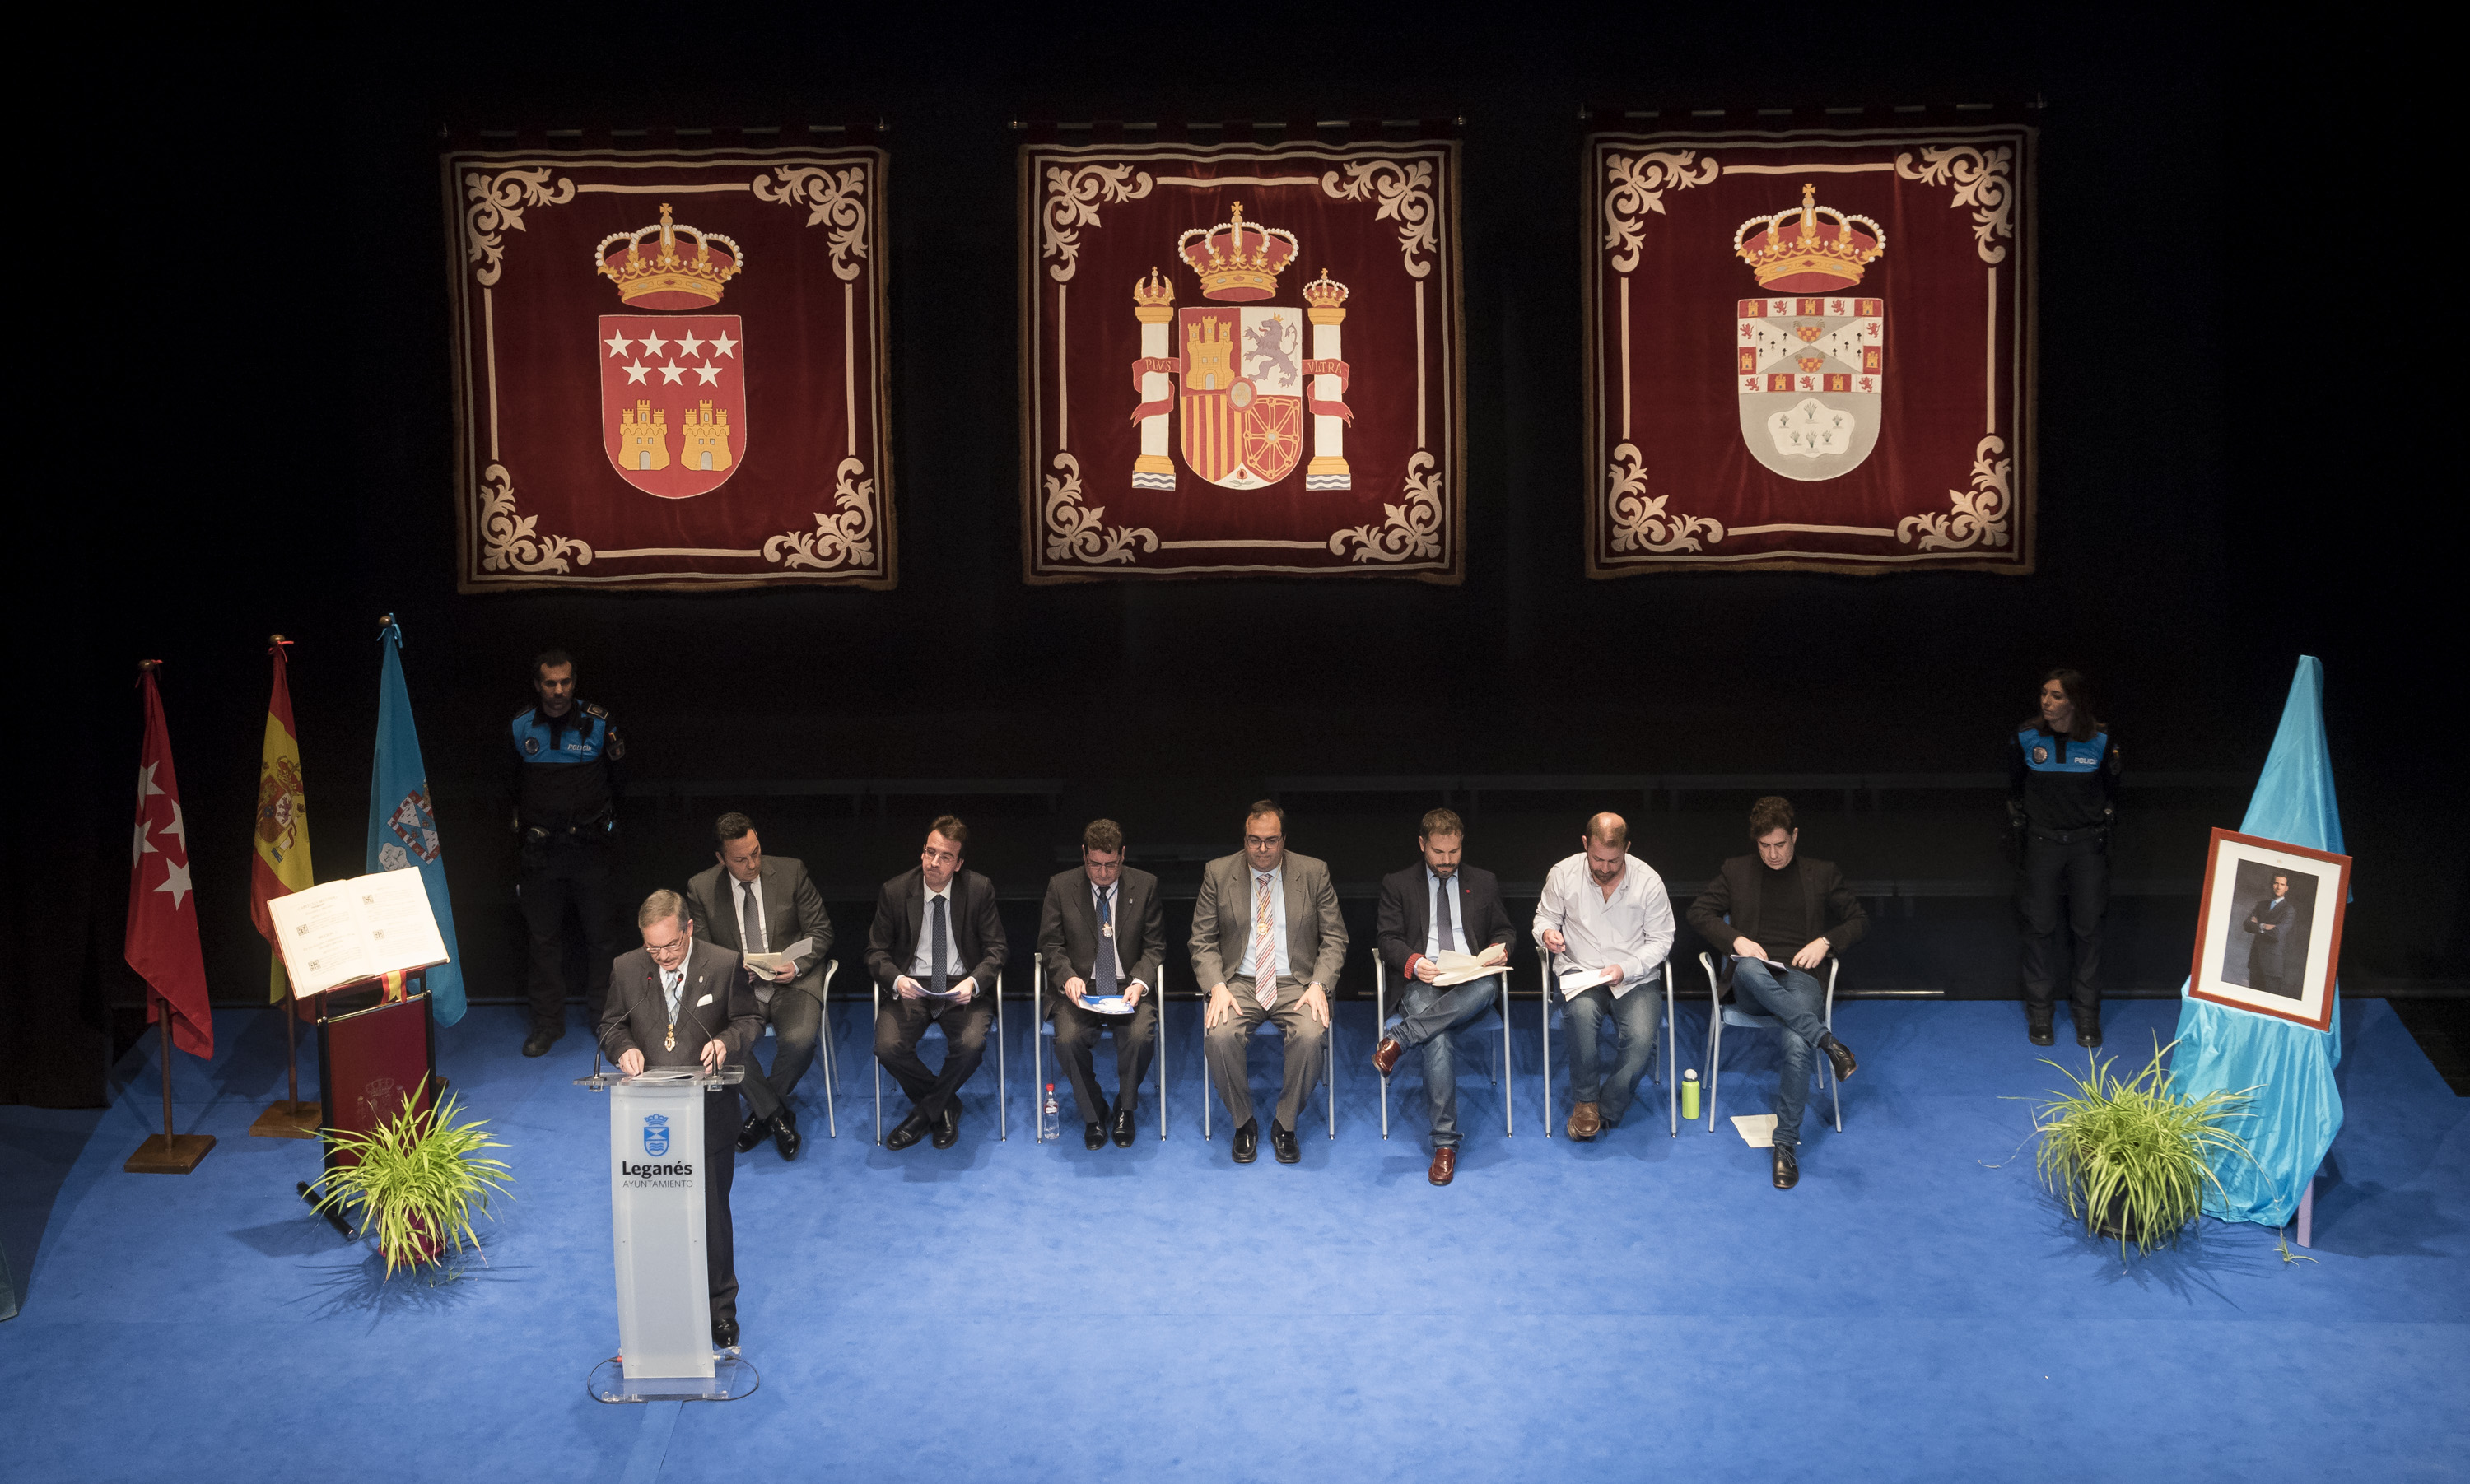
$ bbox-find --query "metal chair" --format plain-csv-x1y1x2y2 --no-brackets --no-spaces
871,970,1007,1144
1200,986,1337,1142
759,959,837,1138
1373,952,1512,1138
1033,958,1167,1142
1695,951,1841,1135
1539,951,1678,1137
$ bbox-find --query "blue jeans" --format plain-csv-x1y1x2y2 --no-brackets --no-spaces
1729,960,1830,1148
1561,978,1660,1125
1391,975,1502,1150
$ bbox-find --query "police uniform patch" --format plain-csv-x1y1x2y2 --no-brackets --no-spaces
524,737,541,756
2031,746,2048,764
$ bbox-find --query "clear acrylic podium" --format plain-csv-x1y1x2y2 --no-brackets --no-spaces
576,1066,759,1403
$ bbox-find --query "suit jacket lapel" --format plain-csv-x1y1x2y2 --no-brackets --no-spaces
1284,863,1311,966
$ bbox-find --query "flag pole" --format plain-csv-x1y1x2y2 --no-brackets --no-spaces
126,663,215,1175
251,635,320,1138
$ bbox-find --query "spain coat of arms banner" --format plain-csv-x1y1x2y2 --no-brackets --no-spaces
444,145,894,591
1021,139,1465,583
1582,122,2035,575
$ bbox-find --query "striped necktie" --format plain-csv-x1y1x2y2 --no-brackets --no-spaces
1252,873,1279,1008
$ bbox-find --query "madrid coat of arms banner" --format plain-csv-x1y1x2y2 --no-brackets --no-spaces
1582,122,2035,575
443,145,893,591
1020,139,1466,583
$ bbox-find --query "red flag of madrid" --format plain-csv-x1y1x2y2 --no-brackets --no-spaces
128,664,212,1058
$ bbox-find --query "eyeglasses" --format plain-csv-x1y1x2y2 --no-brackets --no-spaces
645,937,690,959
1244,835,1284,849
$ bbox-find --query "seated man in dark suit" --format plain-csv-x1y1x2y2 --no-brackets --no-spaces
1036,817,1166,1150
865,816,1008,1151
598,889,763,1349
687,812,835,1162
1370,808,1513,1187
1685,796,1866,1191
2241,872,2305,998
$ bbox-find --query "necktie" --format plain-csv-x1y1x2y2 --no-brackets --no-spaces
662,968,683,1050
740,879,765,953
930,894,950,998
1434,876,1457,956
1252,873,1278,1008
1094,887,1120,998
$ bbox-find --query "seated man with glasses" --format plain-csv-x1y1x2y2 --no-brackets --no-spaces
1685,795,1866,1191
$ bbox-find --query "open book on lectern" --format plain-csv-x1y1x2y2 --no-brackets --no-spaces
267,869,450,997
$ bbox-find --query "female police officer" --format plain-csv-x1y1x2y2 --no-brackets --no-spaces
2007,668,2121,1047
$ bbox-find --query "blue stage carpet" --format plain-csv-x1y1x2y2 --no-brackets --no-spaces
3,996,2463,1482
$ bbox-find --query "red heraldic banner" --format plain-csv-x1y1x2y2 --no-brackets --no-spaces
443,146,894,590
1582,122,2036,575
1021,140,1466,582
128,668,212,1058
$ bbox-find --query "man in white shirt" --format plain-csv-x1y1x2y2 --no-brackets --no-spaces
1534,812,1675,1140
864,816,1009,1151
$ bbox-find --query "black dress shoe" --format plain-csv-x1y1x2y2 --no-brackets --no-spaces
1084,1121,1107,1150
712,1316,739,1350
1820,1035,1857,1082
771,1112,802,1161
2075,1009,2103,1049
521,1029,557,1058
886,1110,931,1151
1232,1119,1259,1164
932,1102,960,1149
1271,1122,1301,1164
735,1110,771,1153
1772,1145,1800,1189
2027,1008,2055,1047
1112,1107,1137,1147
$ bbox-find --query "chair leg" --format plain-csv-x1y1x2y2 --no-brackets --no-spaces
1704,1014,1722,1133
1158,992,1167,1142
1666,979,1678,1139
1541,989,1554,1139
997,989,1008,1142
1326,1015,1336,1141
820,997,838,1139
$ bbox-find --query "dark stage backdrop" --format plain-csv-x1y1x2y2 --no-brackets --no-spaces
11,15,2447,1107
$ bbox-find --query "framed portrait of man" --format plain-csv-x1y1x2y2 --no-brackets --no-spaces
2187,828,2351,1031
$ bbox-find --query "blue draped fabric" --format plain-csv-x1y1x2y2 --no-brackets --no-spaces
2169,656,2345,1226
366,621,468,1026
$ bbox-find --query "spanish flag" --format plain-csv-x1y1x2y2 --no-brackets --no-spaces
249,637,314,1003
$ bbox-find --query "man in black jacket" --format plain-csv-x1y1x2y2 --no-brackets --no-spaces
510,649,628,1058
1370,809,1514,1186
1686,797,1865,1191
686,812,835,1161
1036,818,1167,1149
865,816,1009,1151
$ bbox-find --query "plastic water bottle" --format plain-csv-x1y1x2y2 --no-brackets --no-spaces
1681,1069,1701,1122
1042,1083,1060,1142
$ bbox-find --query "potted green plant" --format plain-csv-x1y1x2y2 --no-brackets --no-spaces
2031,1039,2258,1256
310,1078,513,1278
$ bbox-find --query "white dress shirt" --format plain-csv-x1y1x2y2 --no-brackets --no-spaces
908,882,971,978
1233,863,1289,980
1531,852,1675,999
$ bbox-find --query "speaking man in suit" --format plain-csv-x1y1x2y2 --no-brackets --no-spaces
865,816,1008,1151
1037,818,1166,1150
2241,872,2306,998
598,889,762,1350
1191,800,1348,1166
1369,808,1513,1186
1685,797,1865,1191
687,812,836,1162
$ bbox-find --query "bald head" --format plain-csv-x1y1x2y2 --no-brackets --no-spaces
1586,812,1629,849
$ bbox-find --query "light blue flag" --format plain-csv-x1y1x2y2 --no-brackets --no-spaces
367,619,467,1026
2170,655,2344,1226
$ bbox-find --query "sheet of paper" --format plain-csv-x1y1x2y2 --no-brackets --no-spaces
743,937,814,976
268,880,373,996
1431,951,1507,987
1556,963,1616,993
1079,995,1135,1015
359,868,449,972
1731,1114,1778,1148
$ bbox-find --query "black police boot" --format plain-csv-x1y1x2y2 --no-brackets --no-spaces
2074,1006,2103,1049
2026,1005,2055,1047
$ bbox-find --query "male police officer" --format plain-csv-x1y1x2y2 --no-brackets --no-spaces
510,649,628,1057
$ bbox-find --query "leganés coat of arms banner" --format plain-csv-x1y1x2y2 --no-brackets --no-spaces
444,144,893,591
1021,138,1465,583
1582,121,2035,576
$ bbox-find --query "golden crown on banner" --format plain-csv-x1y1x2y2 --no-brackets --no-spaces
1176,202,1300,302
1731,184,1886,292
1300,269,1349,309
594,203,746,308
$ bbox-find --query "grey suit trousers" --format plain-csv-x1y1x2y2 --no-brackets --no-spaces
1204,975,1326,1132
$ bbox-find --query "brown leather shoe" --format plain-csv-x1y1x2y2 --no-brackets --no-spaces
1372,1035,1405,1077
1566,1100,1601,1140
1428,1147,1456,1185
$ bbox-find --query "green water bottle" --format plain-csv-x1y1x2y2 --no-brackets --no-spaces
1681,1068,1700,1122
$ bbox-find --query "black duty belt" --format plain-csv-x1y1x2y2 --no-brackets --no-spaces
2027,826,2109,845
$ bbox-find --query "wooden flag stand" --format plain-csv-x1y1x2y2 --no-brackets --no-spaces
251,972,322,1139
124,993,216,1174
